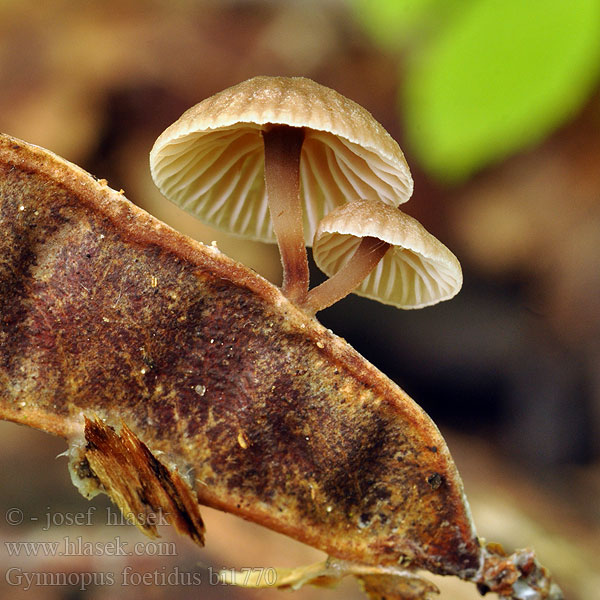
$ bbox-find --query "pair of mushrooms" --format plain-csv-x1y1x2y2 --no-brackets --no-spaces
150,76,461,315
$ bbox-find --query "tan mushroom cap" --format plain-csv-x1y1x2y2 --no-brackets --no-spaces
313,199,463,308
149,76,413,245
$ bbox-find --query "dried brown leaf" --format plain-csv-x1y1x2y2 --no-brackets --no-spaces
69,416,205,545
0,133,563,599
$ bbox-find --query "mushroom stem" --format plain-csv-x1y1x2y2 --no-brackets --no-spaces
303,237,391,315
262,125,309,304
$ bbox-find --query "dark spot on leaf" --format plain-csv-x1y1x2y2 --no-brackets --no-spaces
359,512,371,526
477,582,491,595
427,473,443,490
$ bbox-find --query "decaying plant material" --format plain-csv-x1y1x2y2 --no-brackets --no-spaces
0,134,562,598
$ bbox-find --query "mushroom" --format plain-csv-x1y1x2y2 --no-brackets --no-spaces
149,76,413,304
304,198,462,315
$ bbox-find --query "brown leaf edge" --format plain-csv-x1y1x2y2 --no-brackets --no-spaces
69,416,205,546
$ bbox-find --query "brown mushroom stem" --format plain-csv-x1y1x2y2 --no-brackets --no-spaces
303,237,391,315
262,125,309,304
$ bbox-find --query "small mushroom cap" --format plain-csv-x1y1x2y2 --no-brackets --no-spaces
313,199,462,309
150,76,413,245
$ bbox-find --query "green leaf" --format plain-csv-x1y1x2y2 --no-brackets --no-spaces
351,0,442,50
402,0,600,181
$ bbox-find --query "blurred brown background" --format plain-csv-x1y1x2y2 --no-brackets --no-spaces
0,1,599,598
